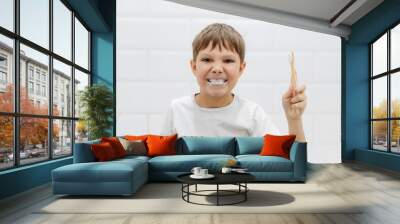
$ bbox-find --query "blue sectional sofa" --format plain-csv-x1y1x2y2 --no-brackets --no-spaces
52,136,307,196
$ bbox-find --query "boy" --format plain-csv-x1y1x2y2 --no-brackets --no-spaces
161,23,307,142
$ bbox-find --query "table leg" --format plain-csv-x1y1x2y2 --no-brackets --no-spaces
245,183,247,201
195,184,197,192
217,184,219,206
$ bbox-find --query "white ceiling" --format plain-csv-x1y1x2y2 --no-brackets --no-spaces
166,0,384,38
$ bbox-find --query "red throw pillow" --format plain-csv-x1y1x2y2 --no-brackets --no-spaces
101,137,127,158
91,142,117,161
259,134,296,159
146,134,177,157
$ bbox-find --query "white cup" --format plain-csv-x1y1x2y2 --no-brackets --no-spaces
200,169,208,176
221,167,232,174
191,167,202,176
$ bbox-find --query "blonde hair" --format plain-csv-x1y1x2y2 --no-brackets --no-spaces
192,23,245,63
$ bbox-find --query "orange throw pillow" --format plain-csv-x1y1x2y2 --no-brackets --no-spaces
146,134,177,157
124,135,149,141
259,134,296,159
101,137,127,158
91,142,117,161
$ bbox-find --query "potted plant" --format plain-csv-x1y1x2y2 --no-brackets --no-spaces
79,84,113,140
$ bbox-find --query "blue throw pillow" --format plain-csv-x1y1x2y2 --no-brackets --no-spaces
177,136,236,155
235,137,264,155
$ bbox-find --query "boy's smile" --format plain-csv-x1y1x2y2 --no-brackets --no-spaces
190,42,246,107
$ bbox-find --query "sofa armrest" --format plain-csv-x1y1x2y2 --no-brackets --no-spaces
289,142,307,181
73,140,100,163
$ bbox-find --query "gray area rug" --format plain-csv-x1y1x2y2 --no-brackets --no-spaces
37,183,362,214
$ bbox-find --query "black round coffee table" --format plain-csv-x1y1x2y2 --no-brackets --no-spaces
177,172,255,206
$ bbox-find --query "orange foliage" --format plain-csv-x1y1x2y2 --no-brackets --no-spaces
0,84,60,149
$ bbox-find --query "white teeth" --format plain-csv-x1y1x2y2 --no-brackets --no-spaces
207,79,227,85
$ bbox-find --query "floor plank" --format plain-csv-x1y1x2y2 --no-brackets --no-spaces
1,162,400,224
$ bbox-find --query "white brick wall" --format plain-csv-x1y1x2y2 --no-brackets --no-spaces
116,0,342,163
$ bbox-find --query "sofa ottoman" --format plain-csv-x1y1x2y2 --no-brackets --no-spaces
52,155,149,196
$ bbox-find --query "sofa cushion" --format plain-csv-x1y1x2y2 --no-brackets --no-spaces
101,137,127,158
118,138,147,156
91,142,118,161
235,137,263,155
148,154,235,172
177,136,236,155
147,134,178,157
236,155,293,172
260,134,296,159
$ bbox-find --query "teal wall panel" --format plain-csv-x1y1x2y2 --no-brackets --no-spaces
0,158,72,199
343,0,400,171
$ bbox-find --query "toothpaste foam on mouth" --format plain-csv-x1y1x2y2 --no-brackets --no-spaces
207,79,227,85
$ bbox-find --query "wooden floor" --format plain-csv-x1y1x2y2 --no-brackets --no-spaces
1,162,400,224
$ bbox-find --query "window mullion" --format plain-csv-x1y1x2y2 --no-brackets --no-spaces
49,0,54,160
13,0,20,167
71,10,76,155
388,30,391,152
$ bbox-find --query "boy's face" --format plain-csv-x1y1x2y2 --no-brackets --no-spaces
190,42,246,99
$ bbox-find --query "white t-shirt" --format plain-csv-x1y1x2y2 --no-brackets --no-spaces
161,94,280,137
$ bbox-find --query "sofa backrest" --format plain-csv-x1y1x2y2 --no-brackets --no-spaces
235,136,263,155
73,139,100,163
176,136,236,155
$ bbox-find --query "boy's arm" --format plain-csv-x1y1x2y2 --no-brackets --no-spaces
287,118,306,142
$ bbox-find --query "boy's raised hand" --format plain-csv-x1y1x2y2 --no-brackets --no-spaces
282,51,307,121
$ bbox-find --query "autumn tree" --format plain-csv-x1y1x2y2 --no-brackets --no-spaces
372,99,400,143
0,84,60,151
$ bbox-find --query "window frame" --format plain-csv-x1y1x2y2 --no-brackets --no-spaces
0,0,92,171
370,21,400,154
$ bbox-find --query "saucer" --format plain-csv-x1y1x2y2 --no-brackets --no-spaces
190,174,215,179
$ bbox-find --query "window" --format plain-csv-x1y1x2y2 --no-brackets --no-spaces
371,23,400,154
42,85,46,97
0,55,7,67
36,83,40,95
53,0,72,60
41,73,46,82
53,59,71,117
0,71,6,85
0,54,8,87
0,0,91,170
75,18,89,69
0,0,14,32
20,0,49,49
35,70,40,81
28,81,34,94
0,34,13,113
28,67,34,80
